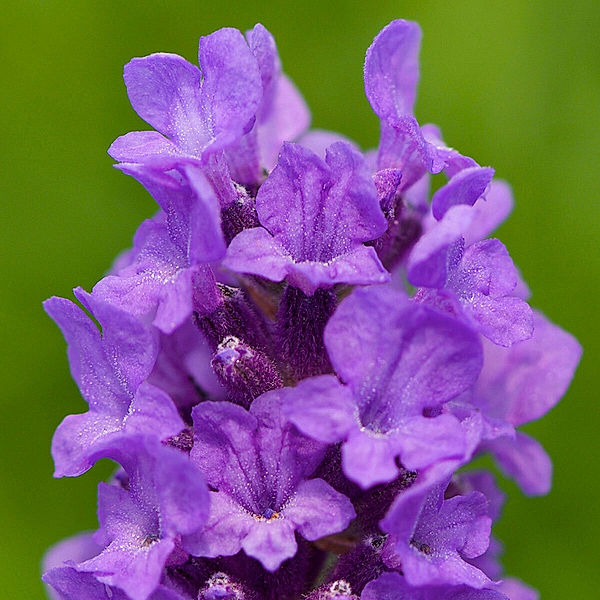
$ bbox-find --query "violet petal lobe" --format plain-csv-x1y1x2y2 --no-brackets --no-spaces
474,310,582,426
361,572,507,600
197,27,262,154
108,129,184,164
324,284,482,411
78,485,176,600
497,578,539,600
282,245,389,295
123,53,206,145
43,293,156,410
364,19,421,120
463,179,514,246
240,517,298,572
431,166,495,221
284,477,356,540
448,239,533,347
182,490,252,559
223,226,293,282
282,374,358,444
297,129,358,159
42,532,102,575
246,23,310,170
341,430,403,488
482,431,553,496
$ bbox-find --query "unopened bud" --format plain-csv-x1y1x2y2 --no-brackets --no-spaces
304,580,358,600
199,572,248,600
196,285,270,352
212,336,282,407
221,183,260,244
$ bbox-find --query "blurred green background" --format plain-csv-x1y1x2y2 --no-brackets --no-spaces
1,1,598,598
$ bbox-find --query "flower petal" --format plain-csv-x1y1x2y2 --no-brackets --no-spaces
124,53,206,144
432,166,495,221
485,431,553,496
285,478,356,540
364,20,421,120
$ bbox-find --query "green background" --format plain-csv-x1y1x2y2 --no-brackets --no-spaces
1,1,598,597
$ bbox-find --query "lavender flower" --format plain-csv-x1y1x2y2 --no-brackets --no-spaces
43,18,580,600
223,141,389,295
184,392,355,571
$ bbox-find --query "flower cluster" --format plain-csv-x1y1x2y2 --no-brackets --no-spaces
42,20,581,600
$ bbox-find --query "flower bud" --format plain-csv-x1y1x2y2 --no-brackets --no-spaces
211,336,282,407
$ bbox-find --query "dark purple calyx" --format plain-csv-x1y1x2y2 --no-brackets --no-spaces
353,469,417,533
195,284,271,352
163,556,217,599
211,336,283,407
214,537,327,600
221,183,260,245
275,286,336,381
371,213,422,272
329,535,388,595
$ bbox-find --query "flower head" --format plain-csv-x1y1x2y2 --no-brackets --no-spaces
43,19,580,600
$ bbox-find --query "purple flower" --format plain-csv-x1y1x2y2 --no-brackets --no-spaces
408,202,533,347
365,20,478,191
42,17,580,600
92,165,224,333
45,434,208,600
109,28,262,166
44,289,184,477
284,284,482,488
184,391,355,571
380,470,492,588
224,141,389,295
109,24,308,198
234,24,310,176
43,568,188,600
